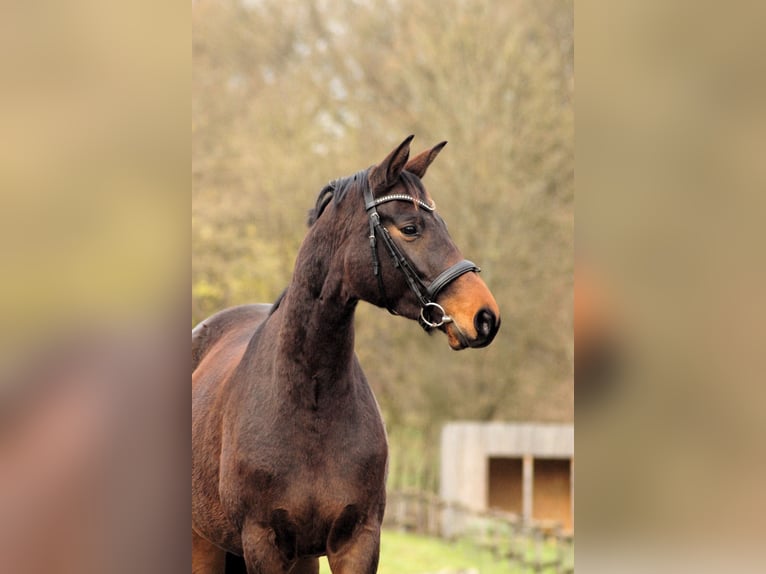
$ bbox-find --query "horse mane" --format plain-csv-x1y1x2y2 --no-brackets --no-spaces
307,183,336,227
399,170,429,204
268,288,288,316
307,169,367,227
306,167,429,228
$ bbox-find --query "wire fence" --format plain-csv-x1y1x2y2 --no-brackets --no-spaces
383,488,574,574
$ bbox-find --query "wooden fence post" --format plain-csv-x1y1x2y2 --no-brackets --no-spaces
384,487,573,572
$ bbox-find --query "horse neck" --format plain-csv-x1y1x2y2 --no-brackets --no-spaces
274,223,358,398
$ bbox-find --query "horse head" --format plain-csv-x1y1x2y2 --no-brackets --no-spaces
332,135,501,350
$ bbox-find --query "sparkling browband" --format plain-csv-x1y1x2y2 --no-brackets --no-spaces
367,193,435,212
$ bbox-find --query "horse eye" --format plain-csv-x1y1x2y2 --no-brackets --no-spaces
401,225,418,236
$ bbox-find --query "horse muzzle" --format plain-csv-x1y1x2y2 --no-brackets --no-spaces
437,273,501,350
442,306,500,349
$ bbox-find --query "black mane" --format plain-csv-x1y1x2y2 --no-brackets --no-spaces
307,169,369,227
306,167,430,228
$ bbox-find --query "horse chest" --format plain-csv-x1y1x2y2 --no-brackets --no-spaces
227,395,384,503
252,401,384,474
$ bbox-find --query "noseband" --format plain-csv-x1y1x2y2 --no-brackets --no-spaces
353,170,480,331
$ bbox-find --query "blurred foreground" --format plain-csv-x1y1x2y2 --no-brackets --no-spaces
577,1,766,571
0,1,189,573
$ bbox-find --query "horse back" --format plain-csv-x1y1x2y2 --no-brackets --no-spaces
192,304,273,373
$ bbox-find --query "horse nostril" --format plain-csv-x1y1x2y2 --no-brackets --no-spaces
474,308,497,341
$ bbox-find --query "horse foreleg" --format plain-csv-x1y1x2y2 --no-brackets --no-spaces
325,523,381,574
193,530,226,574
289,558,319,574
225,552,248,574
241,520,292,574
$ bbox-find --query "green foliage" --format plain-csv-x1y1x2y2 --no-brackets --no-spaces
193,0,573,471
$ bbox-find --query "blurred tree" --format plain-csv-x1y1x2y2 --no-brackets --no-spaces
193,0,573,490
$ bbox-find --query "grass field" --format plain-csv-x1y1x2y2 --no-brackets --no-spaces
317,529,569,574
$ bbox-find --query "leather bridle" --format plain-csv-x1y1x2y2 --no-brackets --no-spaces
344,169,481,331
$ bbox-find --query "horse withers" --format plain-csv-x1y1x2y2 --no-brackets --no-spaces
192,136,500,573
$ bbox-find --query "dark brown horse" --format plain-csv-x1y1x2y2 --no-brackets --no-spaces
192,136,500,574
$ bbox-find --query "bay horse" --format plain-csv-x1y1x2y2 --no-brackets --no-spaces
192,135,500,574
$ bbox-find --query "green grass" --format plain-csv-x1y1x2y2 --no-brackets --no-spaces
318,529,570,574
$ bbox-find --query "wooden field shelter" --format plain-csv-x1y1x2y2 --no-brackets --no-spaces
440,422,574,533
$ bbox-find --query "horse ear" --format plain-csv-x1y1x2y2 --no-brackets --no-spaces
405,141,448,179
369,134,415,191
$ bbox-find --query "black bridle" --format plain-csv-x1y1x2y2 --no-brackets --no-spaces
352,170,481,331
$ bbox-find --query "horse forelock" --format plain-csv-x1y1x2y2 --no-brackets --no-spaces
399,170,432,206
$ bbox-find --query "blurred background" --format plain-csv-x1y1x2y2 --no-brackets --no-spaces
192,0,573,492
